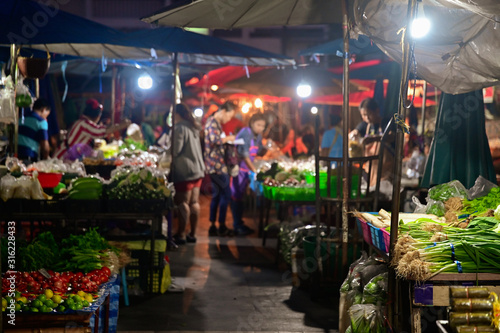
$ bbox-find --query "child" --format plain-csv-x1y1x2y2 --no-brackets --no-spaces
230,113,267,236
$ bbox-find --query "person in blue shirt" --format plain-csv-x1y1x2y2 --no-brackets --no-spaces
231,113,267,236
321,114,343,159
18,98,51,162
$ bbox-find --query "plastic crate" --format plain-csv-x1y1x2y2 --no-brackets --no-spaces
381,228,391,253
263,185,274,199
356,218,372,246
125,249,165,293
368,223,386,253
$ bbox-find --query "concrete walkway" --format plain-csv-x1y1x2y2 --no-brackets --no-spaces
117,194,339,332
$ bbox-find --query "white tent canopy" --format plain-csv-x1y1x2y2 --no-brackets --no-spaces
353,0,500,94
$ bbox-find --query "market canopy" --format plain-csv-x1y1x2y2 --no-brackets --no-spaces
142,0,345,28
299,35,382,57
353,0,500,94
127,28,294,67
0,0,155,59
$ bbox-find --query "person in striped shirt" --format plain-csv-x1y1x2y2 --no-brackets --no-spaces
18,98,51,162
54,99,130,160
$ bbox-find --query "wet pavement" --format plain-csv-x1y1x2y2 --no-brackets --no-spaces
117,194,339,332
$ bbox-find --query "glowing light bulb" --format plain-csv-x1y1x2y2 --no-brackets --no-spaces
211,84,219,91
311,106,318,115
254,98,263,108
194,108,204,118
242,103,251,114
138,74,153,90
296,83,312,98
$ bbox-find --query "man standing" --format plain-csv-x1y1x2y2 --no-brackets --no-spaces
18,98,51,162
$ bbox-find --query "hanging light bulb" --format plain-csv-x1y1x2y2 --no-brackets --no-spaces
194,108,204,118
310,106,318,115
138,74,153,90
210,84,219,91
254,98,263,108
242,102,252,114
296,81,312,98
411,1,431,39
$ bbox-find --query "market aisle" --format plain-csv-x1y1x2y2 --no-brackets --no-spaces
117,193,339,332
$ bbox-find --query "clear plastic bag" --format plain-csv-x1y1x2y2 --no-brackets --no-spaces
12,176,32,199
348,304,386,333
427,180,468,202
468,175,499,200
0,174,18,201
362,272,388,305
30,172,45,200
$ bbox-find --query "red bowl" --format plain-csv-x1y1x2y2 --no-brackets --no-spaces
37,172,63,188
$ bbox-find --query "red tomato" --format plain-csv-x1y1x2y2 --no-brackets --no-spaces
101,267,111,277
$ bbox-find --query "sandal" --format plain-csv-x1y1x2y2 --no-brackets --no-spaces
208,226,218,236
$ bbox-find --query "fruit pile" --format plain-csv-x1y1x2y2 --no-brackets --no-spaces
3,289,96,313
2,268,111,295
67,177,103,200
2,267,111,313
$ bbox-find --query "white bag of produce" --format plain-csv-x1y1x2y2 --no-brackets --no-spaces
0,174,18,201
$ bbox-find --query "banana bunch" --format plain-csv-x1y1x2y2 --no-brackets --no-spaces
67,177,103,200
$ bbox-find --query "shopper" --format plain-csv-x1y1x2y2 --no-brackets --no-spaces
349,98,382,140
54,99,130,160
18,98,51,162
231,113,267,236
204,101,236,236
321,114,343,158
171,103,205,244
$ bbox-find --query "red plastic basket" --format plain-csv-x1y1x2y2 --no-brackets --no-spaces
37,172,63,188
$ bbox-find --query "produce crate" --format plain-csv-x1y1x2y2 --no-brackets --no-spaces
263,185,274,200
356,216,390,253
63,199,103,216
123,240,168,294
305,173,363,198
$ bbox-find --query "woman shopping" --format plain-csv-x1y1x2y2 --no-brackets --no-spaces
231,113,267,236
171,104,205,244
204,101,236,237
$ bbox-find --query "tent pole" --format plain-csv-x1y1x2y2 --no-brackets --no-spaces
340,0,350,270
111,66,117,125
11,44,18,157
35,79,40,98
388,0,418,330
170,52,179,177
420,80,427,135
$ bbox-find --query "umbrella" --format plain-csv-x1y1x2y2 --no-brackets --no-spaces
185,66,266,89
421,90,496,189
299,34,382,57
142,0,345,28
128,28,294,67
224,66,343,98
352,0,500,94
0,0,155,59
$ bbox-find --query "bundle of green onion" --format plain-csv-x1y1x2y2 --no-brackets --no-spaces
393,217,500,281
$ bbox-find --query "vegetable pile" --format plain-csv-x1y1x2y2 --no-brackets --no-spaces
392,216,500,281
106,168,170,200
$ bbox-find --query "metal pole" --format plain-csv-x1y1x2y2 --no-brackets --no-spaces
420,80,427,135
170,52,179,179
111,66,117,125
340,0,350,269
388,0,418,330
314,110,322,275
35,79,40,98
11,44,18,157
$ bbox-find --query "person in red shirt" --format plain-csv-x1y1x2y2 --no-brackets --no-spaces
222,116,243,136
54,99,130,160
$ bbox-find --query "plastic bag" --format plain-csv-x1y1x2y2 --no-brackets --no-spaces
12,176,32,199
426,199,445,217
0,174,18,201
412,195,427,214
30,172,45,200
362,272,388,305
468,175,499,200
428,180,468,202
348,304,386,333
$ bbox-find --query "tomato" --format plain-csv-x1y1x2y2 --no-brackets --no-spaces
100,267,111,277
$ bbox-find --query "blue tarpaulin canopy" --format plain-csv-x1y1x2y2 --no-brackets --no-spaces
0,0,154,59
127,28,294,67
299,35,382,57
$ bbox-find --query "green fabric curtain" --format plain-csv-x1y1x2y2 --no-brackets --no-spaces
421,90,496,189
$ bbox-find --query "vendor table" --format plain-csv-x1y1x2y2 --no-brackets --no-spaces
0,200,168,294
3,275,120,333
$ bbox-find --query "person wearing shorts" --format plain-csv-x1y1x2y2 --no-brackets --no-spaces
171,104,205,244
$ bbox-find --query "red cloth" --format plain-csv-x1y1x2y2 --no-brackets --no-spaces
222,117,243,135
